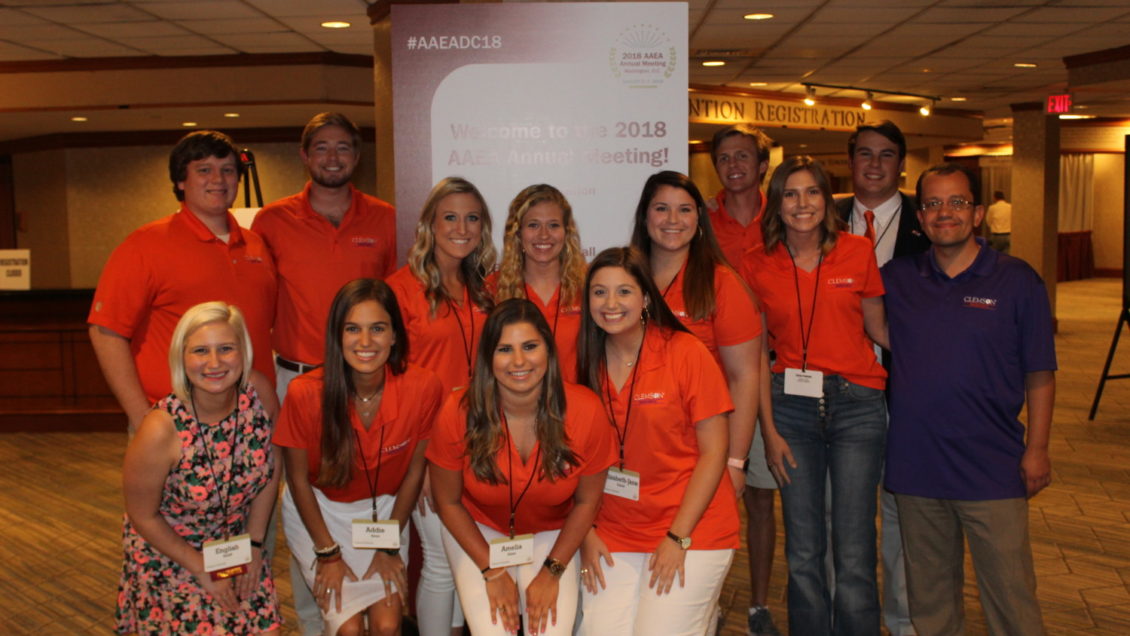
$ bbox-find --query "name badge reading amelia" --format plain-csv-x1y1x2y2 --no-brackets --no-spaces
352,519,401,549
203,533,251,580
604,467,641,501
489,534,534,568
784,368,824,398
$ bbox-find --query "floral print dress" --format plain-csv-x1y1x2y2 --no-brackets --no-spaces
116,387,280,635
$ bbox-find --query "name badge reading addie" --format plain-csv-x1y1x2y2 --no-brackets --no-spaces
604,467,641,501
489,534,534,568
784,368,824,398
352,519,401,549
203,533,251,580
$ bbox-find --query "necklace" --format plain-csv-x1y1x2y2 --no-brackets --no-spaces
355,388,380,403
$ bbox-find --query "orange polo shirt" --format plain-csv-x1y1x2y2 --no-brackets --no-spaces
427,383,616,535
251,183,396,365
661,261,761,368
273,365,443,503
593,328,739,552
387,265,487,393
487,272,583,383
88,206,277,404
709,190,766,269
739,232,886,390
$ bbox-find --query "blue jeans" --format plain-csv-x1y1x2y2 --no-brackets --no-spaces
771,373,886,636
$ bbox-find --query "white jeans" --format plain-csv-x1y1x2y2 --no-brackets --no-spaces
577,549,733,636
442,523,579,636
413,507,464,634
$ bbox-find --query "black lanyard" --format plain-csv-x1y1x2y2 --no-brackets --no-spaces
353,424,387,522
447,288,475,376
192,393,241,541
787,247,823,370
500,410,541,538
601,329,646,469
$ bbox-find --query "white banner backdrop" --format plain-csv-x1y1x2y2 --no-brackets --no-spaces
391,2,688,262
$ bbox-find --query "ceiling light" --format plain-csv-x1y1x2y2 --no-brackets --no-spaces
950,97,967,102
1059,114,1095,120
224,112,240,118
689,139,703,144
919,101,933,116
71,116,87,122
804,85,816,107
749,82,767,87
182,121,198,127
702,60,726,67
744,13,774,21
861,92,873,111
1013,62,1037,68
321,21,351,29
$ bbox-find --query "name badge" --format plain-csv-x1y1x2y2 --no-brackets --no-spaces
784,368,824,398
352,519,401,549
489,534,534,568
604,467,641,501
203,533,251,580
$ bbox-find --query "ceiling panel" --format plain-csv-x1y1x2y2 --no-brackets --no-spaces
810,7,926,25
177,18,288,35
1018,7,1130,23
21,4,153,23
75,21,194,39
0,24,90,41
244,0,368,19
137,1,264,21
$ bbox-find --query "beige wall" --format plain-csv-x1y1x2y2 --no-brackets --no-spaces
13,138,378,289
1092,153,1125,272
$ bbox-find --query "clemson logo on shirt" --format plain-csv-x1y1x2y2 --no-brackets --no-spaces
633,391,666,404
381,439,411,456
352,237,377,248
826,277,855,288
963,296,998,309
243,255,264,264
561,305,582,316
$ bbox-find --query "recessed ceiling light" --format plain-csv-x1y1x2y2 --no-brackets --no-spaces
1014,62,1037,68
702,60,726,67
921,68,931,73
950,97,967,102
744,13,774,21
799,143,808,148
224,113,240,118
71,116,87,122
182,121,198,127
689,139,703,144
749,82,768,87
321,21,351,29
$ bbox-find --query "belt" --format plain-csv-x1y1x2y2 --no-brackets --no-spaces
276,356,318,374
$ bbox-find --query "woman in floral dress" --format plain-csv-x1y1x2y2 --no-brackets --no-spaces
116,301,281,635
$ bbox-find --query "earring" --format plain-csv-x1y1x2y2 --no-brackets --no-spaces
697,224,704,239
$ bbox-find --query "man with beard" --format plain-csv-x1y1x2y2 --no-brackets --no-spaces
252,112,397,400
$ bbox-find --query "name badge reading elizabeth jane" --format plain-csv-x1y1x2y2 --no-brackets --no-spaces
784,368,824,398
352,519,401,549
604,467,641,501
203,533,251,580
489,534,534,568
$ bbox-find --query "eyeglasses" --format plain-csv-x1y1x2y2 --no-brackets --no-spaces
920,198,975,213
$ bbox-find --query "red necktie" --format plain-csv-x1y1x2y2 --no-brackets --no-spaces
864,210,876,244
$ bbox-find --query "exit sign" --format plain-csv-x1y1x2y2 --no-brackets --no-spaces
1047,94,1072,114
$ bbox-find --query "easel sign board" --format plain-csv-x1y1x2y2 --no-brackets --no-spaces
391,2,688,263
0,249,30,290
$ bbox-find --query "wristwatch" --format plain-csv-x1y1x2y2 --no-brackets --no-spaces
665,530,691,550
543,557,567,577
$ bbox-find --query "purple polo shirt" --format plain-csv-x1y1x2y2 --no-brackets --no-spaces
881,239,1056,500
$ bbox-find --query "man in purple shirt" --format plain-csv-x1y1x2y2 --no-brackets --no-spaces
881,163,1055,635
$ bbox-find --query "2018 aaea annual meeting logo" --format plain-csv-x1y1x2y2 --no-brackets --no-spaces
609,23,676,88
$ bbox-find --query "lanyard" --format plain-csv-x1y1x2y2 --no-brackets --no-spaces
601,329,646,469
447,287,475,376
500,409,541,538
787,247,823,370
353,424,387,522
192,393,241,541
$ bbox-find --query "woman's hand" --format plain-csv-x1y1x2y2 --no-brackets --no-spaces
763,429,797,486
524,569,560,635
647,537,686,595
579,528,613,595
193,568,241,612
314,557,358,613
363,550,408,606
484,568,521,633
234,546,264,601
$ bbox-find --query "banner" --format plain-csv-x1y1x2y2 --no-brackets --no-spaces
391,2,688,261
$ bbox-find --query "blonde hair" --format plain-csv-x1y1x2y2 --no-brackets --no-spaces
496,184,586,307
168,301,253,403
407,177,497,315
